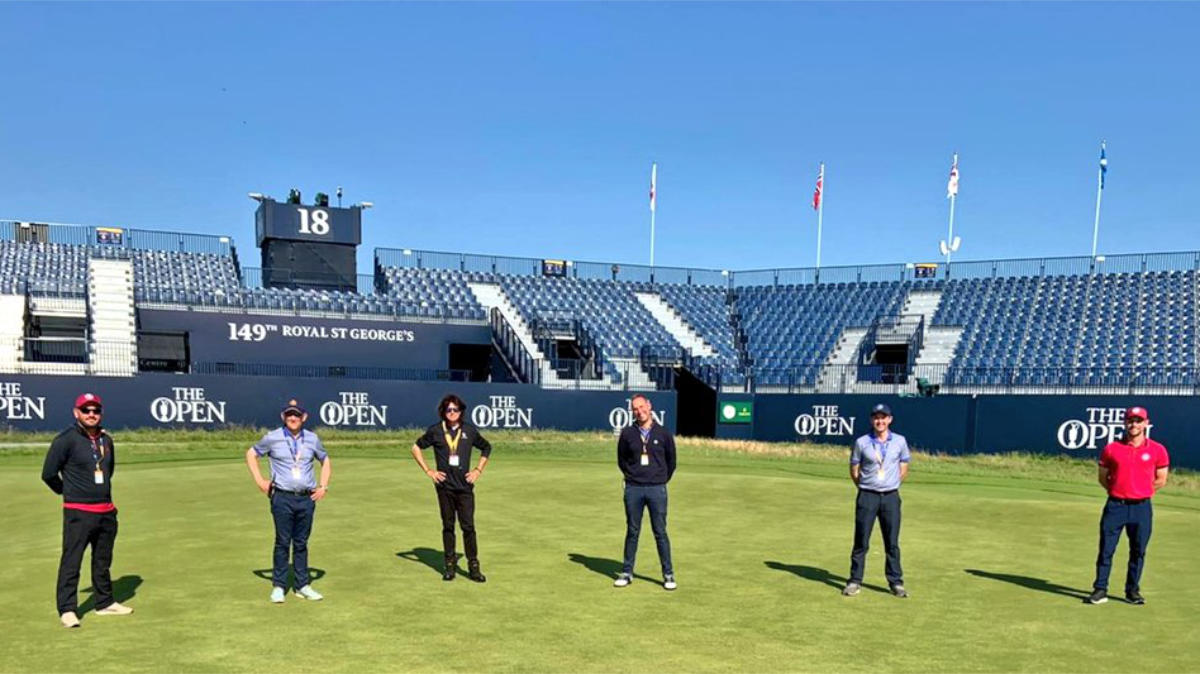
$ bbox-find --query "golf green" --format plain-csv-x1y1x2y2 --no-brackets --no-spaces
1,433,1197,673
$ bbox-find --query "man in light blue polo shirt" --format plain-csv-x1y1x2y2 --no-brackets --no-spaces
245,399,332,604
843,403,910,598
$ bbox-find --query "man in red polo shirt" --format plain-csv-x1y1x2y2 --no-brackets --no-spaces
41,393,134,627
1086,405,1169,605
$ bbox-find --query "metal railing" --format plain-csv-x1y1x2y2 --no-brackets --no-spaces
732,363,1200,396
490,308,542,385
0,220,234,256
379,246,1200,290
191,362,471,382
240,266,373,294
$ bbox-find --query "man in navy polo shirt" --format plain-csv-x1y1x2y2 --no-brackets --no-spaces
1086,405,1169,605
843,403,911,598
613,394,677,591
245,399,332,603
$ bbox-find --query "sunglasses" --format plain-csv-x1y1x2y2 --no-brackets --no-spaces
283,411,303,418
1125,417,1147,424
79,407,102,415
445,407,461,413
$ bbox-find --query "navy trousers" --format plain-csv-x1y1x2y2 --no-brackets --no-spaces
270,491,316,589
1093,498,1153,593
622,483,673,576
849,489,903,586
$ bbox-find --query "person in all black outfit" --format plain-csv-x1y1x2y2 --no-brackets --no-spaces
614,394,678,590
41,393,134,628
411,394,493,582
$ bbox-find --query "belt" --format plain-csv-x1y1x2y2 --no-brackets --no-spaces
271,486,313,496
1109,497,1149,505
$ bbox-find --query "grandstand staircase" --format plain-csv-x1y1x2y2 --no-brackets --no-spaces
816,327,869,393
633,293,717,358
466,282,565,387
905,290,963,387
0,294,25,372
87,259,138,376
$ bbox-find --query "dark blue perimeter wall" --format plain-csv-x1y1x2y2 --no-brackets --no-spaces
138,310,492,369
718,394,1200,469
0,374,676,435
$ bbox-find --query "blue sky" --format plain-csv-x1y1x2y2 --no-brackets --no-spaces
2,2,1197,274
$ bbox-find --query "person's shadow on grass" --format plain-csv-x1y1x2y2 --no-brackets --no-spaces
567,553,660,585
763,561,890,594
964,569,1089,600
252,568,326,586
396,547,463,576
79,574,142,615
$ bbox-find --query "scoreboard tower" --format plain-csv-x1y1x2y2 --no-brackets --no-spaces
254,194,366,292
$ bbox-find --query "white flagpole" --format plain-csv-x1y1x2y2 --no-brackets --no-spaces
816,162,824,269
946,152,958,264
649,162,657,267
1091,142,1105,259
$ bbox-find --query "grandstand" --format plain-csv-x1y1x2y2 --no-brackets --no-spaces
1,218,1197,400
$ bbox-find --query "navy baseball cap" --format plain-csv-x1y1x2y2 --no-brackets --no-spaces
870,403,893,417
281,399,306,415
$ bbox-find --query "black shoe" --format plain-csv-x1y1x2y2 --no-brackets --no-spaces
890,584,909,598
443,555,457,581
467,559,487,583
1085,589,1108,604
1125,590,1145,605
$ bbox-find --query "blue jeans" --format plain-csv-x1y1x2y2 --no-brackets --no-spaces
1093,498,1153,593
622,483,673,576
270,491,316,589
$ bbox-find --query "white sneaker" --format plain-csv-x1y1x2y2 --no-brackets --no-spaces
60,611,81,628
613,573,632,588
294,585,323,601
270,587,285,603
663,575,678,591
94,602,133,616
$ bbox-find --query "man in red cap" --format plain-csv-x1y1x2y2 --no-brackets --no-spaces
1086,406,1170,605
41,393,134,628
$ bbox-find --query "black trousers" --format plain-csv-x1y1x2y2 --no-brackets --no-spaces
849,489,903,586
436,488,477,561
57,508,118,614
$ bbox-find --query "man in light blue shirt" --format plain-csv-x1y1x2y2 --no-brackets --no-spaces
245,399,332,603
843,403,910,598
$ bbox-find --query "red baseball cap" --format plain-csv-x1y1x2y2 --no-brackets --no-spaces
1125,406,1149,421
74,393,103,409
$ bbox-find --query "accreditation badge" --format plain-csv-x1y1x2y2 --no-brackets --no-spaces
640,453,650,466
94,470,104,485
449,454,461,467
291,465,302,481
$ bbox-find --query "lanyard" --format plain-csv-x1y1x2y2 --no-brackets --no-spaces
88,433,104,471
442,422,463,456
870,434,889,466
639,426,651,455
283,428,304,465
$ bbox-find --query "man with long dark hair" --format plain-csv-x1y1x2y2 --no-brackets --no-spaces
411,394,494,582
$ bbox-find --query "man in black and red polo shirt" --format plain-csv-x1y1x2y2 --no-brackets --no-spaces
1086,405,1170,605
41,393,134,628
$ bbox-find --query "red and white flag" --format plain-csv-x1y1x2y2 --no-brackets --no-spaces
947,154,959,199
649,163,657,213
812,164,824,211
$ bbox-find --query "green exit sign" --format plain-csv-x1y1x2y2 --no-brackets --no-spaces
718,401,753,424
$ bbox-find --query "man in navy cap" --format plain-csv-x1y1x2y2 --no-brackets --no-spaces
245,399,332,603
42,393,134,627
842,403,911,598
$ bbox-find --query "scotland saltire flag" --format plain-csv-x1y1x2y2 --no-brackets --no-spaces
1099,142,1107,189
